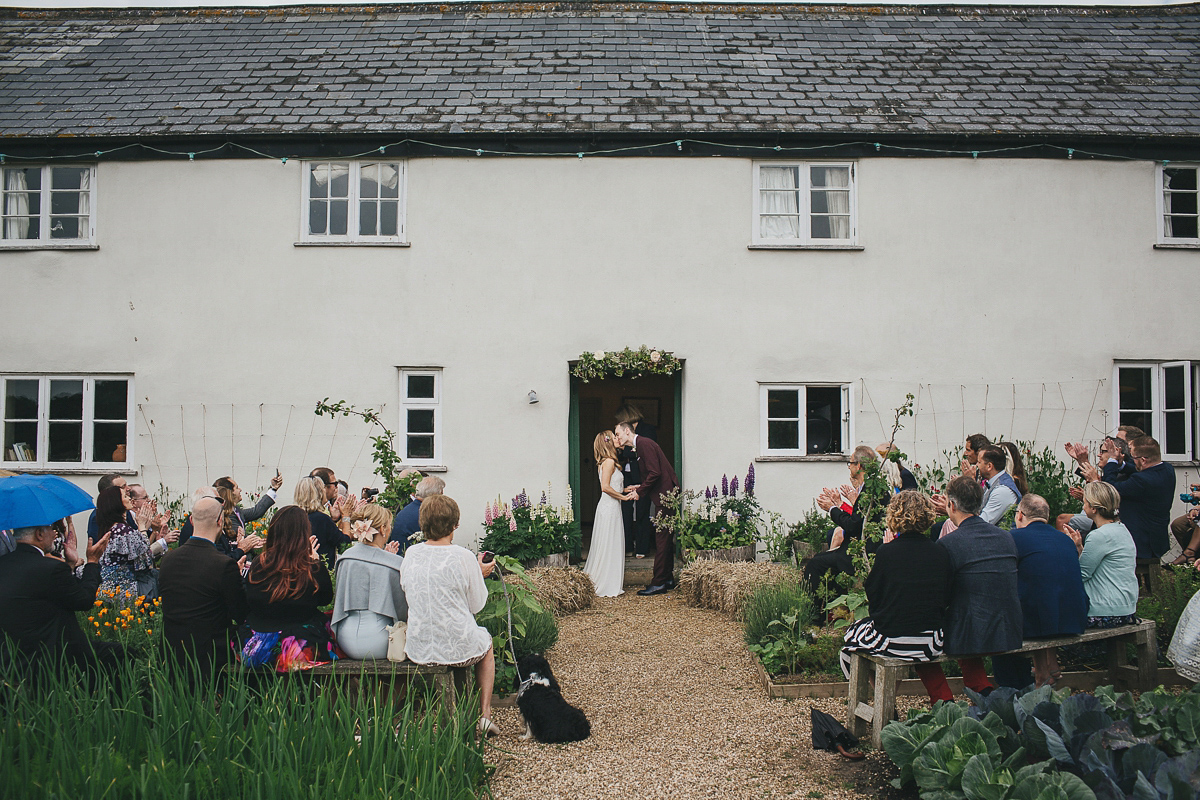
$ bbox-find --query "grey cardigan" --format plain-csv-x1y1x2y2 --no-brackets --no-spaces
937,515,1024,656
332,544,408,628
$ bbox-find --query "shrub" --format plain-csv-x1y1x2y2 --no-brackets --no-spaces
790,503,831,555
1138,565,1200,652
743,573,813,646
480,488,580,563
475,556,558,692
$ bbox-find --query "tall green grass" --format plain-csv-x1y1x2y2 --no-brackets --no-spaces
1,647,490,799
742,572,814,646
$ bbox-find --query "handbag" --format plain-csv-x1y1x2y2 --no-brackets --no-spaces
386,621,408,662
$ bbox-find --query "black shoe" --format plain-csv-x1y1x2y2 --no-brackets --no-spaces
663,578,677,590
637,584,668,596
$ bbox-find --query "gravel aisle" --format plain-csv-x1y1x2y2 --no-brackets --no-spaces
486,592,888,800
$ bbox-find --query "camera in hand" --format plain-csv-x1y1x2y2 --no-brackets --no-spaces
481,551,495,563
362,487,380,500
1181,484,1200,505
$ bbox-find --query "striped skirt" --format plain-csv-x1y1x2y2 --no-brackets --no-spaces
838,618,945,679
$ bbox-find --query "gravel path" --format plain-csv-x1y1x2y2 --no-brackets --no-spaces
486,592,893,800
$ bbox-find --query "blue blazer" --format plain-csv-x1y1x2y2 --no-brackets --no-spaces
1009,521,1088,637
1104,461,1174,559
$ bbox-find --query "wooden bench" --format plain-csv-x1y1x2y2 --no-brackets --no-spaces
229,660,474,708
846,619,1157,748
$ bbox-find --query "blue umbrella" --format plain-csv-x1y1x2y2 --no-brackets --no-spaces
0,474,95,531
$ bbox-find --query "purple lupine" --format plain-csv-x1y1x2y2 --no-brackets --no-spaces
745,463,755,497
721,475,729,496
730,475,739,496
540,491,548,506
705,486,712,500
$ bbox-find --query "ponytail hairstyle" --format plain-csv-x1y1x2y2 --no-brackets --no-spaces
997,442,1028,494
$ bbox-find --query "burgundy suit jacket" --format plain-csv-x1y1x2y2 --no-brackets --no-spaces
634,435,679,514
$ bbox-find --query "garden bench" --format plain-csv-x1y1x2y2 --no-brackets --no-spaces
846,618,1157,749
228,660,473,708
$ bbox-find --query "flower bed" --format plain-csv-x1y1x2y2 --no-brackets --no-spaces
480,486,580,564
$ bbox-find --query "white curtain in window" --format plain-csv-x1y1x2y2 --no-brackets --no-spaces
3,170,30,239
310,163,350,194
760,166,800,239
812,166,851,239
76,168,90,219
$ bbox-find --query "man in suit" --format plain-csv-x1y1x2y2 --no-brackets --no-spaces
158,495,248,678
1082,436,1175,560
388,475,444,551
615,421,679,596
0,522,117,672
615,403,657,558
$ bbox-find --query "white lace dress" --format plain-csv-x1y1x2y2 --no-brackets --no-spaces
584,467,626,597
399,542,493,665
1167,589,1200,683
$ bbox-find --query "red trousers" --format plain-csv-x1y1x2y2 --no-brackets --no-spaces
914,658,992,703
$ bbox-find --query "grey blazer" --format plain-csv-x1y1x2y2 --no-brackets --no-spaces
937,515,1024,656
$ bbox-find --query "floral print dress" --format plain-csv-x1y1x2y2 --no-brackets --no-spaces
98,522,154,603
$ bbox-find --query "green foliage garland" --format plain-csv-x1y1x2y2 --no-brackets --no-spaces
571,346,682,383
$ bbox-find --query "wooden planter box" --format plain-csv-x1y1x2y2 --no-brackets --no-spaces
525,552,569,568
792,541,814,565
685,544,756,563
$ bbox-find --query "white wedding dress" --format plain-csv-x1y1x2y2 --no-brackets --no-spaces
584,467,625,597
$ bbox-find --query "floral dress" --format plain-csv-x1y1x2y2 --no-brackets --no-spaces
98,522,154,603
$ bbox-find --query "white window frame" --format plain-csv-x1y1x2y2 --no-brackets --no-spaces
759,382,853,456
751,161,858,247
0,164,97,248
1,374,133,470
399,368,441,466
1156,163,1200,245
299,160,407,244
1112,361,1195,461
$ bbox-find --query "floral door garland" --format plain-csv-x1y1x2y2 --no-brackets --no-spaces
571,346,682,382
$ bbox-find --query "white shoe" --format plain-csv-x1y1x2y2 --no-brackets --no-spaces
478,717,500,737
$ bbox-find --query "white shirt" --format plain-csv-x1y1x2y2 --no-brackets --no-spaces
980,470,1018,525
399,542,492,665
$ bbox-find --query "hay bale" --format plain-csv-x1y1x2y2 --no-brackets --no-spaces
678,560,795,619
504,566,596,617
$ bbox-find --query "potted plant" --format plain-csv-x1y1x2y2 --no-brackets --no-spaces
479,487,581,567
658,467,760,562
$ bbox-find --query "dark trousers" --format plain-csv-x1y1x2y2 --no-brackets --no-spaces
651,507,675,586
992,653,1033,689
803,547,854,594
622,495,655,556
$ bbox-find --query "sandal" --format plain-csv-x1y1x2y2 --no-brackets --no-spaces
1171,548,1196,566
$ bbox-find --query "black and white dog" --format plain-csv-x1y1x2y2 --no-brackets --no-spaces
515,654,591,743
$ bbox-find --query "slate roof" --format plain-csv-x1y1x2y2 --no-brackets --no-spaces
0,3,1198,140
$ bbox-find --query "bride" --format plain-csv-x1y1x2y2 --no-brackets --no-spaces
584,430,634,597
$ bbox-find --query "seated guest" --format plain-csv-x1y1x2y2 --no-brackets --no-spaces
127,484,172,555
933,435,993,539
995,494,1088,689
934,476,1023,697
388,475,442,552
1167,582,1200,684
294,476,352,570
877,443,919,493
158,496,248,678
332,504,407,659
1079,482,1139,628
1170,508,1200,566
804,446,879,595
839,491,953,703
977,446,1022,526
96,485,157,602
0,523,119,672
239,506,337,672
401,495,498,736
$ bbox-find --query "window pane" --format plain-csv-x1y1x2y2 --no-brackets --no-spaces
93,422,127,462
309,166,328,199
329,169,349,199
360,164,380,199
807,386,842,454
4,421,36,461
380,201,398,236
50,167,85,191
49,216,81,239
330,200,348,236
94,380,127,420
811,166,850,189
359,201,377,236
2,168,41,241
1119,411,1153,437
1165,168,1197,191
1165,411,1186,456
380,164,400,198
767,389,799,420
5,379,39,420
1167,216,1199,239
50,189,81,215
811,216,831,239
407,375,435,399
1165,365,1186,410
407,409,435,434
1118,367,1152,411
407,435,434,460
48,421,82,462
309,200,328,235
760,215,800,240
1168,192,1198,215
49,380,83,420
767,420,799,450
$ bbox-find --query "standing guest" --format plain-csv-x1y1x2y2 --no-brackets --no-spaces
805,446,879,594
158,496,247,677
388,475,443,552
214,474,282,529
994,494,1088,689
1078,482,1139,628
1081,436,1175,562
239,506,337,671
877,443,919,493
934,476,1023,697
0,523,118,672
179,485,263,559
996,442,1030,495
309,467,344,522
295,476,352,569
401,495,498,735
87,473,135,543
616,421,679,596
96,485,157,602
977,446,1022,526
332,504,407,659
839,491,953,704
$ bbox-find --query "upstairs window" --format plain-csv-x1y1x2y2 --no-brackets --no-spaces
1159,165,1198,244
301,161,406,243
760,383,852,456
752,162,857,246
1,165,96,246
2,375,131,468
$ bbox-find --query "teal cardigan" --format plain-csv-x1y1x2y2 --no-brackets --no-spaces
1079,521,1139,618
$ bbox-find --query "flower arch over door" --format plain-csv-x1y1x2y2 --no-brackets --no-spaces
571,346,683,383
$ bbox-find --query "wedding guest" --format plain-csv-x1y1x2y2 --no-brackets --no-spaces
1167,585,1200,684
332,503,407,659
1170,508,1200,566
877,443,918,493
1078,482,1139,628
96,485,157,602
309,467,345,522
934,476,1023,697
996,442,1030,495
127,484,176,558
804,446,878,594
388,475,443,552
86,473,134,543
295,476,352,569
994,494,1088,688
401,495,498,735
977,446,1022,526
838,491,952,703
179,485,262,560
1081,436,1174,562
158,496,247,677
239,506,337,671
961,434,992,483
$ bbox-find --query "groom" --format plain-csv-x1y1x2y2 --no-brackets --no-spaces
615,421,679,596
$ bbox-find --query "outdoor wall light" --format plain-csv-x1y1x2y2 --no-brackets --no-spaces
528,390,539,404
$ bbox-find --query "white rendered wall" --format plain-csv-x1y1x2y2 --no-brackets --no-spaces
3,155,1198,545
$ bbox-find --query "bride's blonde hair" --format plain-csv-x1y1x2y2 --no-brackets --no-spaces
593,430,619,466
